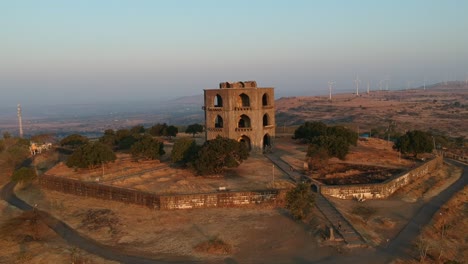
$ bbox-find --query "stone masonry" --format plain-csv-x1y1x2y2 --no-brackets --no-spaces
204,81,275,153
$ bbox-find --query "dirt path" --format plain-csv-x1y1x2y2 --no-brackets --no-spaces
381,159,467,261
0,181,197,264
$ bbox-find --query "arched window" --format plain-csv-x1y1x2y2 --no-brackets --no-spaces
263,114,269,126
214,94,223,107
239,93,250,107
262,93,269,106
215,115,223,128
238,114,251,128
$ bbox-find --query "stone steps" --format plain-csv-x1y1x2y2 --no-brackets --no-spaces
264,152,366,247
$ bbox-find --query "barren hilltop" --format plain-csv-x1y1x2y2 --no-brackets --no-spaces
276,82,468,138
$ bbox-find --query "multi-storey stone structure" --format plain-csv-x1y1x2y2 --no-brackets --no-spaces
203,81,275,153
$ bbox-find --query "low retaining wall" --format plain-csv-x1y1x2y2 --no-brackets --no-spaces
320,156,443,199
39,174,287,210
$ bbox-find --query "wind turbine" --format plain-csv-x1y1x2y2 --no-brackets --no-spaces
367,81,370,94
465,72,468,87
354,75,361,96
328,81,335,101
423,77,426,91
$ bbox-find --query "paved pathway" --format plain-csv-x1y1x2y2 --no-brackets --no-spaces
265,153,367,247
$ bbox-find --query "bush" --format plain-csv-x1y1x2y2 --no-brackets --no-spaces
285,183,315,220
171,138,198,163
296,121,357,160
66,142,116,169
60,134,88,148
192,137,249,175
130,135,165,160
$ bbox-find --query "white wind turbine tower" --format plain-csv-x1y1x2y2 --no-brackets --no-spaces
328,81,335,101
354,75,361,96
367,81,370,94
465,72,468,87
423,77,426,91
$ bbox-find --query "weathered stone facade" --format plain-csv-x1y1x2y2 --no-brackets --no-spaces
204,81,275,152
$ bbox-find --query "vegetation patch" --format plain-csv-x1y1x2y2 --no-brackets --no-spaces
194,236,232,255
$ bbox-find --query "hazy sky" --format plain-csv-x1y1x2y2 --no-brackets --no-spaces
1,0,467,106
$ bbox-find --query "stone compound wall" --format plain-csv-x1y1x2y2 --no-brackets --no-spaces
320,156,443,200
39,174,287,210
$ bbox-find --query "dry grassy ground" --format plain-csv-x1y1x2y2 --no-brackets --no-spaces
392,186,467,264
276,84,468,138
47,153,294,194
15,185,339,264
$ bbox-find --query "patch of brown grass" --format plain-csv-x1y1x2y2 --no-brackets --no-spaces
194,236,232,255
0,211,52,242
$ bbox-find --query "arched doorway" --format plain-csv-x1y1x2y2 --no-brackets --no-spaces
311,184,319,193
238,135,251,151
263,133,271,150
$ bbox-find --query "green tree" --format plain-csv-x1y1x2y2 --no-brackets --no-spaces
394,130,434,158
6,143,29,167
115,129,137,150
60,134,89,148
306,144,329,170
294,122,357,160
66,142,116,169
99,129,117,147
285,183,315,220
192,137,249,175
185,123,204,137
12,167,37,183
130,125,145,134
166,125,178,138
148,123,168,137
171,138,199,163
293,121,327,142
130,135,165,160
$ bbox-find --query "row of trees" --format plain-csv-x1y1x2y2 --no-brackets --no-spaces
60,123,248,175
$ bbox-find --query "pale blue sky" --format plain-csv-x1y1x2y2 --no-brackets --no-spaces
1,0,467,106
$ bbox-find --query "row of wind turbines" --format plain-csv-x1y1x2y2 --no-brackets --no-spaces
326,72,468,101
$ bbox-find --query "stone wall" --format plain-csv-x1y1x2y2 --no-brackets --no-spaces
39,174,287,210
320,156,443,199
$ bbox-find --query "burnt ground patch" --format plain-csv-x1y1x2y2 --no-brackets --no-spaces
314,164,404,185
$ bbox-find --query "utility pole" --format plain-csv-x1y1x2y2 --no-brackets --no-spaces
17,104,23,138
